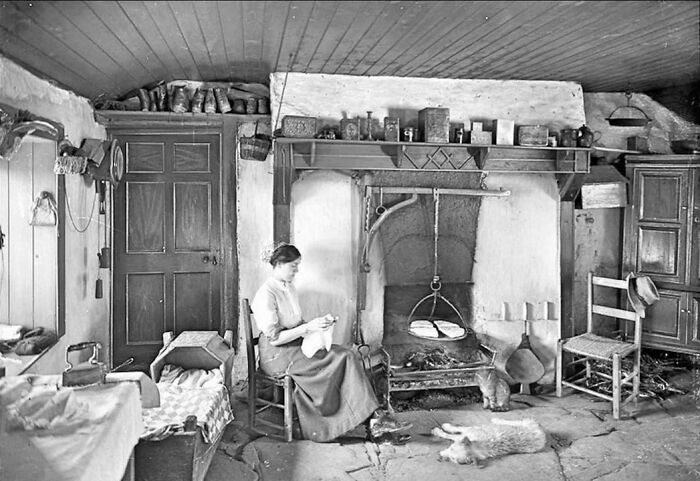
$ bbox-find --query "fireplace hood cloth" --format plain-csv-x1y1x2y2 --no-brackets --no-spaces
252,278,379,442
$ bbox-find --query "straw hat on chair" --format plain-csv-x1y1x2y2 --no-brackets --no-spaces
626,273,660,317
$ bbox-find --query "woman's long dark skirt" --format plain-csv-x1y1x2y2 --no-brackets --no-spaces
258,336,379,442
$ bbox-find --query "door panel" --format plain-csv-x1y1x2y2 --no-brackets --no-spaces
114,132,221,370
126,273,165,344
638,172,684,222
637,227,679,276
641,288,685,347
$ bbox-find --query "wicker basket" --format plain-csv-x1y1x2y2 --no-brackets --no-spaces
239,121,271,161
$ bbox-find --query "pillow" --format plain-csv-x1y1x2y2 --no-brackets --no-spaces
158,363,224,389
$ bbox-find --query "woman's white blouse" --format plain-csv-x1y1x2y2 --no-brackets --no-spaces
251,277,303,340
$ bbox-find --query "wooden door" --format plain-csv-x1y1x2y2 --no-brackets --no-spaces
686,292,700,351
688,169,700,290
113,132,222,370
631,168,689,287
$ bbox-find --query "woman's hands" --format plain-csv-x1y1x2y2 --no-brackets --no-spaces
305,314,337,333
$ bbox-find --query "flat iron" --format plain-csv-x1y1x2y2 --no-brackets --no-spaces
62,341,106,387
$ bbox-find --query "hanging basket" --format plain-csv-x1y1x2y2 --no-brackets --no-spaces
239,121,271,161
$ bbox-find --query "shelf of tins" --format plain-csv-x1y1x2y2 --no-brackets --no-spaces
273,137,591,174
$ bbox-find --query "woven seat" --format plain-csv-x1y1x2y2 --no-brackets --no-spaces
242,298,296,442
556,273,643,419
562,332,636,360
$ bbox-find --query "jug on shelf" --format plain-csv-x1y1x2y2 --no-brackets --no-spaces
578,124,601,148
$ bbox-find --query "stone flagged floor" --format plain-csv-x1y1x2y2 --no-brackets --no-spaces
205,386,700,481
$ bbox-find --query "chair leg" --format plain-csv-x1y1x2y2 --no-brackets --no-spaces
284,376,294,442
556,340,564,397
612,354,621,420
248,377,256,429
632,348,641,402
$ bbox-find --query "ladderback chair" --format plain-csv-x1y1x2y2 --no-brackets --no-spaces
556,273,642,419
242,298,295,442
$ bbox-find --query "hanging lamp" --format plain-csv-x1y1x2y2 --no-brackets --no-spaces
605,88,652,127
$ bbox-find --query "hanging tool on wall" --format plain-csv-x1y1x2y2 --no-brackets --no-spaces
95,211,103,299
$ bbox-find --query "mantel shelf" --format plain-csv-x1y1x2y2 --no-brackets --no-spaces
274,137,590,174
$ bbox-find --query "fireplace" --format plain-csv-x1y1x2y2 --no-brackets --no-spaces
359,181,501,409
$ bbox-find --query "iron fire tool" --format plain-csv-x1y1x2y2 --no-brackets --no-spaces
406,189,469,341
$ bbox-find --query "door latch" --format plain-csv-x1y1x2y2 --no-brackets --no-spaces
202,254,218,265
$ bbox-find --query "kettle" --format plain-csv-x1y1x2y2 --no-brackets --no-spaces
578,124,600,148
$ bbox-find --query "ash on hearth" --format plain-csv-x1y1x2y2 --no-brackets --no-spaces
403,347,484,371
392,387,482,412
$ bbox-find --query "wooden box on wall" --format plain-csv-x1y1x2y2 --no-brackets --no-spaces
579,165,628,209
418,108,449,143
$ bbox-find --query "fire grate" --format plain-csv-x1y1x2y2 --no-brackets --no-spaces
373,344,496,410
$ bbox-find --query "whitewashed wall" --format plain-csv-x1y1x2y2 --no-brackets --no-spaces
266,73,587,383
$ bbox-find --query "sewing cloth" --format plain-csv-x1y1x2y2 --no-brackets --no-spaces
0,379,142,481
252,278,379,442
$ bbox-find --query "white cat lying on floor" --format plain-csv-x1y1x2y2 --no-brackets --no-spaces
432,418,547,466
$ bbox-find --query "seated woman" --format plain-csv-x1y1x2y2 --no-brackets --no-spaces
251,243,411,443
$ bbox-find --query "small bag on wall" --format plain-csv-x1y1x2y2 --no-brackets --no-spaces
29,191,58,226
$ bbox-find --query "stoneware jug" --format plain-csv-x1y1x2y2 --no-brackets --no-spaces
578,124,600,148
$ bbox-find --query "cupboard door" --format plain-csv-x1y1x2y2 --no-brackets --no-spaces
632,169,689,286
641,288,686,348
689,170,700,289
687,292,700,350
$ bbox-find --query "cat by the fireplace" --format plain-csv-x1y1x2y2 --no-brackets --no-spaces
476,369,511,412
432,418,547,466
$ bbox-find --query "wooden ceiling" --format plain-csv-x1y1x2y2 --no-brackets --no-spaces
0,1,697,101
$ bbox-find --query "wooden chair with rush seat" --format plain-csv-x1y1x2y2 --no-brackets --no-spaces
556,272,649,419
241,298,296,442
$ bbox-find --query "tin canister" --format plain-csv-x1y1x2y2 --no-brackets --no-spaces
403,127,414,142
560,129,579,147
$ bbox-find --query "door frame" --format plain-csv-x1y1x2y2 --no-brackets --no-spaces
97,112,264,364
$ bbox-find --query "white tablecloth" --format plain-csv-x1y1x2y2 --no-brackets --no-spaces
0,381,142,481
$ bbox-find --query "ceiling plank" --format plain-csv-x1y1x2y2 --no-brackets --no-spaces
335,3,414,75
388,1,496,78
358,1,444,77
0,1,121,98
141,0,204,81
191,0,229,82
0,24,93,96
290,0,339,73
117,0,189,82
320,1,388,74
274,1,316,73
241,0,267,82
366,1,458,77
304,1,364,73
167,0,218,81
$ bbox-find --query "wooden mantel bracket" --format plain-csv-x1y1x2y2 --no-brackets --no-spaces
557,173,587,201
467,146,489,170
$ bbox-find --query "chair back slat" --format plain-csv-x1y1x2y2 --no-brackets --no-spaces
591,304,639,322
591,276,627,289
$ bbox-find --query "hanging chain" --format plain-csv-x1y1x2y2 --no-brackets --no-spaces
433,188,440,279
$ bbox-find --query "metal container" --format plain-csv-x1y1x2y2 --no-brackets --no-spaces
418,108,450,143
281,116,317,138
518,125,548,146
493,119,515,145
560,129,579,147
384,117,400,142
